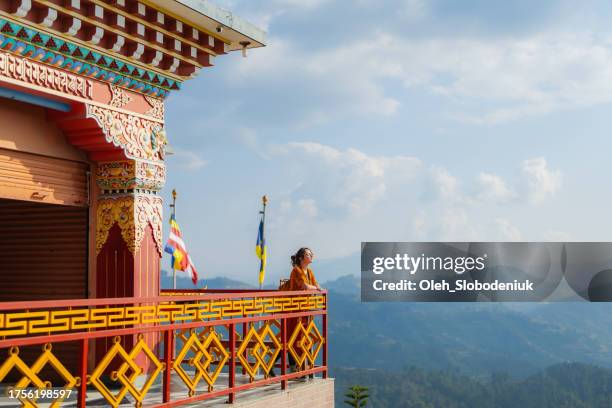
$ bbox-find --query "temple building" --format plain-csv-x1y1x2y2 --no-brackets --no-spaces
0,1,333,406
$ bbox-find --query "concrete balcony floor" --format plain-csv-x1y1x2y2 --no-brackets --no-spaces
0,372,335,407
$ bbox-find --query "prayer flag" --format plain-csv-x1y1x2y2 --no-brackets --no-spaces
164,214,198,285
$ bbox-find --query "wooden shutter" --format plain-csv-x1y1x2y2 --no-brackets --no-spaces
0,147,88,207
0,199,88,301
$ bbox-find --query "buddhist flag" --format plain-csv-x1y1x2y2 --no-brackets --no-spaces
164,214,198,285
255,217,266,286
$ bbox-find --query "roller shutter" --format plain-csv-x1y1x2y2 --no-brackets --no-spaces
0,145,89,382
0,147,88,207
0,199,88,301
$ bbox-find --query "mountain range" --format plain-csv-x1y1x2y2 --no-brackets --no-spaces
162,271,612,379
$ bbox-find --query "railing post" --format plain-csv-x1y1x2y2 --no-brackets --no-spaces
77,338,88,408
281,317,287,390
163,329,173,403
228,323,236,403
323,301,328,379
241,322,247,375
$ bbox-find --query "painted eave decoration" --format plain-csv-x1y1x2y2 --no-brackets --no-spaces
0,0,266,98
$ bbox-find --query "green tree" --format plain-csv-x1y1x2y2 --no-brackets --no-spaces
345,385,369,407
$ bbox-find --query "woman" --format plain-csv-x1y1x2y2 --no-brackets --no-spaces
284,247,321,375
287,247,321,291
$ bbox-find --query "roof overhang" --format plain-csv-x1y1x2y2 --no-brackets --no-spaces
146,0,266,51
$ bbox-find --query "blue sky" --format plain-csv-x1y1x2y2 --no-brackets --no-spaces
161,0,612,286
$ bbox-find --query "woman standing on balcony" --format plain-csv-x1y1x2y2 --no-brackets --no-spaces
284,247,321,374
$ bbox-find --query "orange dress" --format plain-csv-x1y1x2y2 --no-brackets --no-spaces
286,266,318,365
287,266,318,291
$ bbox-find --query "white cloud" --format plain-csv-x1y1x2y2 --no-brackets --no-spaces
521,157,562,203
237,127,270,159
297,198,318,218
437,210,478,240
477,172,516,202
400,33,612,124
495,219,522,241
235,139,566,266
231,31,612,126
401,0,429,20
231,37,401,128
412,211,427,238
427,165,460,200
270,142,421,215
169,149,207,171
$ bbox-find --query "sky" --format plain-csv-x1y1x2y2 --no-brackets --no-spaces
161,0,612,286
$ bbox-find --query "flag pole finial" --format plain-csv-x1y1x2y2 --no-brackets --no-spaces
262,195,269,206
170,189,177,217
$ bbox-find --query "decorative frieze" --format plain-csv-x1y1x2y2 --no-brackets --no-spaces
135,160,165,190
0,50,93,99
0,17,178,97
97,160,165,192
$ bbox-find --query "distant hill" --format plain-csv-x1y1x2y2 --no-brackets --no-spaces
323,274,359,296
334,362,612,407
160,272,612,380
314,253,360,281
328,290,612,378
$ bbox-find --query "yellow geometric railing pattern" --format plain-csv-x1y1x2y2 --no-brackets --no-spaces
0,295,326,407
236,322,282,380
287,319,324,368
0,295,325,337
173,330,229,396
89,335,164,408
0,321,324,407
0,344,79,408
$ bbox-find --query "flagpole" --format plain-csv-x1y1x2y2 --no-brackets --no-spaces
259,195,268,290
170,189,177,290
256,195,269,378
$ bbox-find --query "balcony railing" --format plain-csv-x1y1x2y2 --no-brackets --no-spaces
0,289,328,407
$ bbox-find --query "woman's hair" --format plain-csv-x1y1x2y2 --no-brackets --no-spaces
291,247,312,267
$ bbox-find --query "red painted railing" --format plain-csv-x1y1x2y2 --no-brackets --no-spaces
0,289,328,407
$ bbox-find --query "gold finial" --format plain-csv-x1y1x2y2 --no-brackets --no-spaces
262,195,269,205
172,189,177,200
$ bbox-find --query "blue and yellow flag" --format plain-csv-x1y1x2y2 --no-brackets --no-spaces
255,218,266,286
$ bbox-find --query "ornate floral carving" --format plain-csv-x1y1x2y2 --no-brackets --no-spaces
97,161,134,180
135,195,163,255
96,196,135,253
96,194,163,255
144,95,164,120
97,160,165,191
135,161,166,190
86,104,167,161
109,84,133,108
